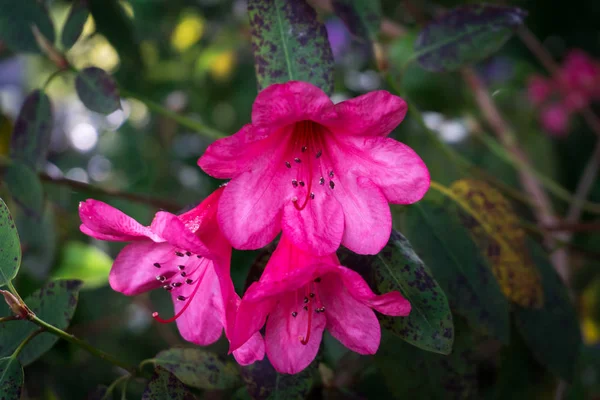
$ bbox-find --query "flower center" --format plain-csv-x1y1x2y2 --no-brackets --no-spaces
290,277,325,345
284,121,336,211
151,249,210,323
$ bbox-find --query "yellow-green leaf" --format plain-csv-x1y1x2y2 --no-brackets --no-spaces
51,242,112,290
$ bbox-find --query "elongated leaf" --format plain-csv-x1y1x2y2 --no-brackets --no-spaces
52,241,112,289
10,90,53,170
0,357,23,400
404,201,510,343
0,0,55,54
450,179,543,308
75,67,121,114
3,162,44,218
332,0,381,41
240,357,316,400
142,367,196,400
154,348,240,390
61,0,89,50
0,199,20,287
339,230,453,354
248,0,334,94
0,280,82,365
414,5,526,72
515,239,581,382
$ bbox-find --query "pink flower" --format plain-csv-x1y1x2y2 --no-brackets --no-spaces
540,103,570,137
229,234,411,374
79,188,264,365
198,81,430,256
559,50,600,100
527,75,553,106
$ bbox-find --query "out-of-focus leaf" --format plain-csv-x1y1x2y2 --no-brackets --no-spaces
389,32,417,74
0,0,55,54
3,162,44,218
332,0,381,41
61,0,90,50
142,367,196,400
51,242,112,289
404,201,510,343
339,229,453,354
414,5,526,72
86,385,108,400
515,239,581,382
450,179,543,308
0,198,20,287
75,67,121,114
248,0,334,94
9,90,53,170
0,280,82,365
0,357,23,400
154,348,240,390
17,202,56,279
240,357,316,400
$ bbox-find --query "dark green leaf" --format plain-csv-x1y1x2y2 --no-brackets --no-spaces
9,90,53,170
0,357,23,400
248,0,334,94
61,0,89,50
0,0,55,53
414,5,526,72
404,201,510,343
0,198,20,287
51,241,112,289
515,239,581,382
142,367,196,400
339,229,453,354
17,202,56,278
0,280,82,365
75,67,121,114
3,162,44,219
154,348,240,390
240,357,316,400
332,0,381,41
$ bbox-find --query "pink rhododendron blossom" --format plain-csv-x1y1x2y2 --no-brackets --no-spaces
527,75,553,106
78,188,264,365
229,234,411,374
199,81,430,256
540,103,570,137
559,50,600,100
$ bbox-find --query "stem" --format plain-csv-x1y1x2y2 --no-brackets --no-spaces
566,141,600,223
119,89,226,140
0,316,19,323
43,69,68,90
102,374,131,400
28,314,137,374
11,329,43,358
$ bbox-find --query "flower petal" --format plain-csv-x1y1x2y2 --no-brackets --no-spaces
109,242,178,295
232,332,265,366
281,188,344,256
79,199,159,242
336,266,411,316
265,292,326,374
252,81,335,130
150,212,212,257
319,272,380,354
230,296,275,351
333,91,407,137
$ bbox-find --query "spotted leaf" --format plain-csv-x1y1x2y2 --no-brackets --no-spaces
0,198,20,287
142,367,196,400
0,357,24,400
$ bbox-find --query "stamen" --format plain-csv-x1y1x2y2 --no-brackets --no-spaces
291,312,298,317
180,272,187,277
185,251,192,256
163,285,172,291
175,251,184,257
300,302,313,345
292,179,298,188
319,177,325,185
316,150,322,158
294,157,301,163
177,295,186,301
329,181,335,189
171,282,182,288
186,279,194,284
304,296,309,304
156,275,166,282
329,170,334,178
310,192,315,200
285,161,291,168
153,263,161,268
299,181,305,187
301,146,307,152
314,277,321,283
177,265,185,270
152,275,203,324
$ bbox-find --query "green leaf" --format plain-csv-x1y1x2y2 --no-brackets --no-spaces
75,67,121,114
61,0,90,50
142,367,196,400
0,357,24,400
332,0,381,41
0,199,20,287
154,348,240,390
0,0,55,54
9,90,53,170
240,358,316,400
414,5,526,72
514,238,581,382
248,0,334,94
404,201,510,343
339,229,453,354
51,241,112,290
17,202,56,278
3,162,44,219
0,280,82,365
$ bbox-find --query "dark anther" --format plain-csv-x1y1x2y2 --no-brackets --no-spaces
171,282,182,288
303,297,309,304
177,265,185,270
185,251,192,257
329,170,334,178
319,177,325,185
153,262,161,268
163,285,173,291
303,306,308,311
292,312,298,317
285,161,291,168
181,272,187,277
186,279,194,284
301,146,307,152
299,181,305,187
196,255,202,259
329,181,335,189
318,307,325,312
310,192,315,199
175,251,184,257
156,275,166,282
292,179,298,188
314,277,321,283
316,150,322,158
294,157,301,163
309,293,315,298
177,295,186,301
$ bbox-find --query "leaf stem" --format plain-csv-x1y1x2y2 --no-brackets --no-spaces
11,328,44,358
43,69,68,91
0,316,19,323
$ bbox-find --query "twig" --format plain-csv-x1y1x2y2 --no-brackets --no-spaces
11,328,44,358
542,221,600,233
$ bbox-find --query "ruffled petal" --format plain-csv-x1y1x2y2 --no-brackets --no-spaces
319,272,380,354
150,212,212,257
109,242,178,296
336,266,411,316
79,199,160,242
332,91,407,137
230,296,275,351
265,292,326,374
233,332,265,366
252,81,336,130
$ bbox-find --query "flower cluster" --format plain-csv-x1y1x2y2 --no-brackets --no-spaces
527,49,600,136
79,81,430,374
